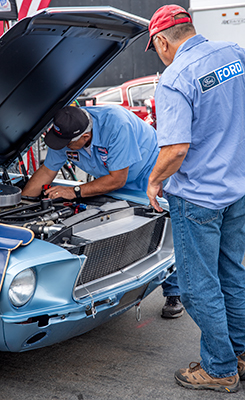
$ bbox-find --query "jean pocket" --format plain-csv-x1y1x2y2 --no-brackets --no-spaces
185,201,219,225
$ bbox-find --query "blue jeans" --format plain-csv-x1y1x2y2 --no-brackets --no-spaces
161,178,181,298
168,194,245,378
162,270,180,297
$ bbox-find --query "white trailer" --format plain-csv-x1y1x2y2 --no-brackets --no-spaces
189,0,245,47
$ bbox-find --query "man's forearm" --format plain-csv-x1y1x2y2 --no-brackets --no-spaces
80,170,127,197
149,143,190,185
147,143,189,212
22,165,58,197
44,167,129,200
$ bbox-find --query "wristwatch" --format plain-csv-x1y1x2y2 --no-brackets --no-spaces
73,185,81,199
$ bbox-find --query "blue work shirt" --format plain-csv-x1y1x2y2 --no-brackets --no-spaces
156,34,245,209
44,105,159,192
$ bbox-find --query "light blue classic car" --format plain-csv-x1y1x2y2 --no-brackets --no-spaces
0,7,175,352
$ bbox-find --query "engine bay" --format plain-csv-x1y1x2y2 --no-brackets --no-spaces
0,170,168,277
0,186,136,239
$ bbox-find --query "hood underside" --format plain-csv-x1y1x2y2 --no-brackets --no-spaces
0,7,149,167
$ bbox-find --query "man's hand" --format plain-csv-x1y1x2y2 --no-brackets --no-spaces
146,143,190,212
22,164,58,197
45,185,77,200
147,181,163,212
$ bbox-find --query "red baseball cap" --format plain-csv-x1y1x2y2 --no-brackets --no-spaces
145,4,192,51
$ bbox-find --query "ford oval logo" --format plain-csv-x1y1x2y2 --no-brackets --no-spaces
203,76,216,88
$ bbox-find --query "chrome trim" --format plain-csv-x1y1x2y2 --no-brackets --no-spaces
46,6,149,27
127,81,159,108
72,255,87,299
74,253,175,300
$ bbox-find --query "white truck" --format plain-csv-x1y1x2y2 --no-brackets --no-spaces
189,0,245,47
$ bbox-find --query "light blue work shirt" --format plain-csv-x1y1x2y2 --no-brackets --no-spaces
156,34,245,209
45,105,159,192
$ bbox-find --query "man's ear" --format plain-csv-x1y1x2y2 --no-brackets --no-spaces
83,131,92,145
156,34,168,52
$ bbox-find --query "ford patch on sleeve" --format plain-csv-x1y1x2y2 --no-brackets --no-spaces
198,60,244,93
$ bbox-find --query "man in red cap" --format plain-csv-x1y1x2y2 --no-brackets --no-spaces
145,4,192,52
146,3,245,393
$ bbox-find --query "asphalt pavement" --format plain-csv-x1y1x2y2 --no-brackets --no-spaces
0,285,244,400
1,166,244,399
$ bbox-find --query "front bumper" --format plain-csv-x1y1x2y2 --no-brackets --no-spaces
1,252,174,352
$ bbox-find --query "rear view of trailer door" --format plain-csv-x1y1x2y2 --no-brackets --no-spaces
189,0,245,47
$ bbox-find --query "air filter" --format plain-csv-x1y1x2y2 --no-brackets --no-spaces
0,184,21,207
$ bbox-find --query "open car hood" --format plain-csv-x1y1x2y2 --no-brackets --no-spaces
0,7,149,168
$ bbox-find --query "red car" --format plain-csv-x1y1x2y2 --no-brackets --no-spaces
80,74,159,121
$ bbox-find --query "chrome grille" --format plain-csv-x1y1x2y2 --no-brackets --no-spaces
76,213,165,285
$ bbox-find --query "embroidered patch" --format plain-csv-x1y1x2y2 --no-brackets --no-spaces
98,147,108,154
66,151,80,161
98,148,108,167
198,60,244,93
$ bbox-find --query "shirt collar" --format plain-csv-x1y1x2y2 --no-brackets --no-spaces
174,34,208,61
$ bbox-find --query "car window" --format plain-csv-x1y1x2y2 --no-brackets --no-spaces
97,89,122,104
128,83,157,107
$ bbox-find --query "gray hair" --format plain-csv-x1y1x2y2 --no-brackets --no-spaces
70,108,93,142
155,13,196,43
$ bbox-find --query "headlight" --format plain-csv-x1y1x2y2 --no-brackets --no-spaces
9,269,36,307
